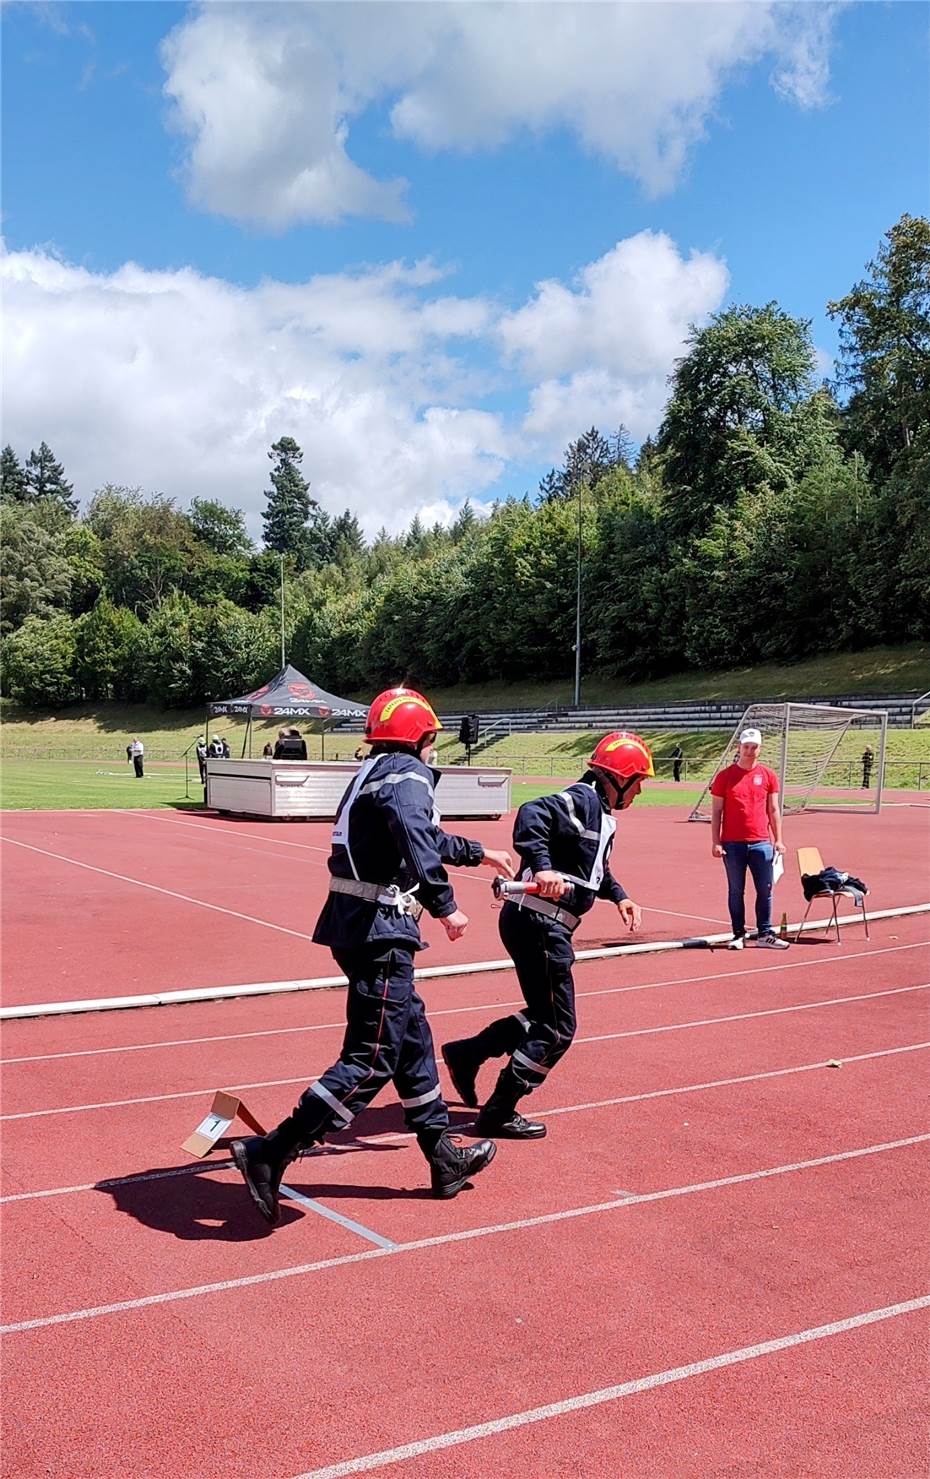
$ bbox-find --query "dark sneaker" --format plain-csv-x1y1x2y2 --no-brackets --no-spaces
441,1040,480,1108
427,1134,497,1199
756,933,790,949
473,1108,546,1139
727,935,745,950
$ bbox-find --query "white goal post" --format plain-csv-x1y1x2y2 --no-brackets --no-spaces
688,703,888,820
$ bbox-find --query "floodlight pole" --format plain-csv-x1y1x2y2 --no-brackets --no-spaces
279,555,286,668
573,480,582,708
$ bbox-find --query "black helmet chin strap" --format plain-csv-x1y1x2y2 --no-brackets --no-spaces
590,766,641,809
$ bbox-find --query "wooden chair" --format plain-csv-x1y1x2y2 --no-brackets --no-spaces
796,846,870,944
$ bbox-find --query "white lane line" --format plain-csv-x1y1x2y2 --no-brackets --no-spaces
536,1039,930,1120
4,983,927,1123
276,1184,397,1250
122,809,729,923
0,837,313,942
5,908,928,1022
5,940,925,1066
3,1134,926,1335
579,982,930,1047
4,1040,927,1208
120,809,493,890
293,1296,930,1479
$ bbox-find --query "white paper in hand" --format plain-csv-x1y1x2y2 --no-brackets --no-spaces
772,852,784,885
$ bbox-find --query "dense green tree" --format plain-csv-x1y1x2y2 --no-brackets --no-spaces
63,524,105,616
24,441,78,515
189,599,267,700
138,591,197,706
539,426,628,502
0,445,28,503
74,598,144,701
0,504,72,632
2,613,79,705
85,485,144,541
657,304,818,533
188,498,253,557
586,483,679,677
97,495,200,612
450,501,477,542
262,438,316,563
329,510,366,567
829,213,930,478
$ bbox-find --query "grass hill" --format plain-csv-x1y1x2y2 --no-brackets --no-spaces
1,645,927,778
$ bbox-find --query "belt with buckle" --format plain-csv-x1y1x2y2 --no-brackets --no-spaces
329,876,424,921
512,894,579,930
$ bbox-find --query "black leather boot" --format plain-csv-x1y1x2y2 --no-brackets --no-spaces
441,1039,481,1108
474,1068,546,1139
418,1130,497,1199
232,1115,313,1225
474,1106,546,1139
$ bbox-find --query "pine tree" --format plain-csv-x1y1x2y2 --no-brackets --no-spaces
262,438,316,559
0,445,28,503
24,442,77,514
330,510,365,564
451,500,477,541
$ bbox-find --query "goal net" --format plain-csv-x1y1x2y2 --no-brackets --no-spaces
688,703,888,820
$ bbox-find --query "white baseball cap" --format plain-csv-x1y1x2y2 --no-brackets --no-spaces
739,727,763,745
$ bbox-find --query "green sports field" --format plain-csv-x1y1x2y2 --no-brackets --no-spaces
0,758,702,813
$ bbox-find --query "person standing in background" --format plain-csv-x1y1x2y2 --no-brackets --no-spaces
711,728,788,950
128,737,144,779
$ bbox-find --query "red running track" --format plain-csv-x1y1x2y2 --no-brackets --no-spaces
1,905,928,1477
1,801,927,1007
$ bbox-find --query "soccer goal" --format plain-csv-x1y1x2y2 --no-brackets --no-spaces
688,703,888,820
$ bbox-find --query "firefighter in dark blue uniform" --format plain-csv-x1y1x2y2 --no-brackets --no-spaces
442,732,654,1139
232,687,515,1223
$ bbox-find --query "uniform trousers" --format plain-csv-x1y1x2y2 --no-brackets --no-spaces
295,946,449,1138
467,903,577,1099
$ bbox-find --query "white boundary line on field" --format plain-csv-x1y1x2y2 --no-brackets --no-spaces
3,903,927,1022
2,983,926,1123
5,938,926,1065
0,836,313,943
119,809,731,927
3,1039,928,1207
2,1133,926,1335
291,1296,930,1479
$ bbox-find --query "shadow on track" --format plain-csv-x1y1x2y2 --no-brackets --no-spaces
94,1101,479,1238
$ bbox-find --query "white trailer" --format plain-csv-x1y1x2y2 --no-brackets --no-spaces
205,760,512,820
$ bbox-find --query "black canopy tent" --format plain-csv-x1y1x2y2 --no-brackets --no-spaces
207,664,368,758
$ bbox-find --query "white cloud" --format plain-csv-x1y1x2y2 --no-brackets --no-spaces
1,228,730,527
161,5,411,228
501,231,729,454
161,2,842,228
1,246,506,536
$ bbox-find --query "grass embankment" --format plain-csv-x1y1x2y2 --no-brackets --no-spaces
1,645,927,764
425,644,930,711
429,726,930,788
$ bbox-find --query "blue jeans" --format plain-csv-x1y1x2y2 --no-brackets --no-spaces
723,842,774,938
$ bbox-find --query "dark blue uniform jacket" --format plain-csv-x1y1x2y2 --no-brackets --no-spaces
513,774,627,920
313,751,485,954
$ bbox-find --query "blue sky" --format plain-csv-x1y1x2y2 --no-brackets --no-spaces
3,1,927,534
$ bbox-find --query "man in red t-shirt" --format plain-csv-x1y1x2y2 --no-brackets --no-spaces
710,727,788,950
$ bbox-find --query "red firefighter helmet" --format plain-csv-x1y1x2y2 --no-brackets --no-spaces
589,731,655,781
366,687,443,746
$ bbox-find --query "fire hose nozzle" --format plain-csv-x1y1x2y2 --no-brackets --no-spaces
492,876,539,899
